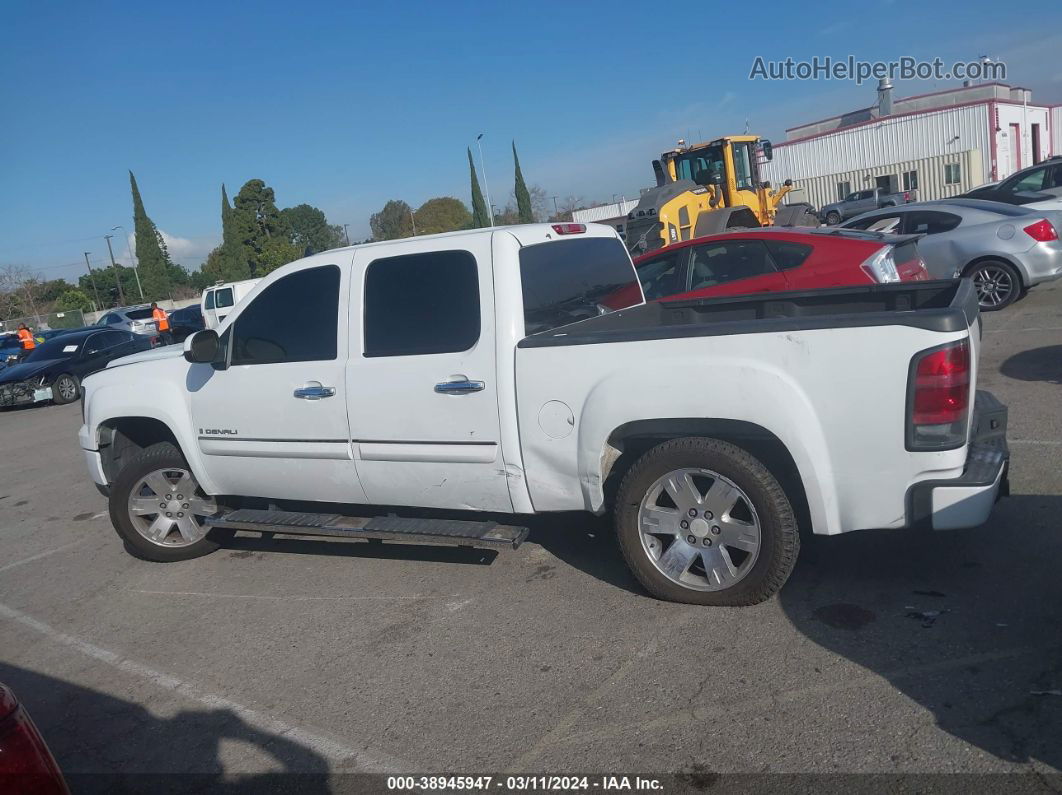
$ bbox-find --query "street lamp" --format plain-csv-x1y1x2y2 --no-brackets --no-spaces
476,133,494,228
111,226,144,300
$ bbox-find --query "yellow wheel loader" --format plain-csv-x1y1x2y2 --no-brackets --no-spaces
624,135,818,255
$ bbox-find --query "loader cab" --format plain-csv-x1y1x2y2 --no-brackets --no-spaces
662,137,766,209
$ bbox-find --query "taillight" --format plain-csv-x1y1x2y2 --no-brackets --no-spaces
1022,219,1058,242
907,340,971,450
0,688,68,794
903,191,910,202
551,223,586,235
860,246,901,283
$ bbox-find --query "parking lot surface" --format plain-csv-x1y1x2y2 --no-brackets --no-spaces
1,284,1060,788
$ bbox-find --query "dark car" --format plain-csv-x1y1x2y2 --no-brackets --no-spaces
167,303,204,343
0,682,69,794
0,328,151,408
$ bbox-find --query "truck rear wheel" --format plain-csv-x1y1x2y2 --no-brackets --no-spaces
108,442,230,562
614,437,799,606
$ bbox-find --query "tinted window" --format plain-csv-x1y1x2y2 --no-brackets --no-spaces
845,214,901,232
204,290,215,310
104,313,122,325
689,240,775,289
905,211,962,235
215,288,235,308
1010,168,1047,193
520,237,640,336
764,240,813,269
126,307,154,320
364,251,479,357
230,265,339,366
24,336,87,361
86,330,127,353
636,250,686,300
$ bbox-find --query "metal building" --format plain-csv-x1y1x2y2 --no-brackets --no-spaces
762,82,1055,212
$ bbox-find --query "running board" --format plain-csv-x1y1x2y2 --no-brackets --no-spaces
205,508,528,551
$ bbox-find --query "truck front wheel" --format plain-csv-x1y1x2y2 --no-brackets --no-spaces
108,442,230,562
614,437,799,606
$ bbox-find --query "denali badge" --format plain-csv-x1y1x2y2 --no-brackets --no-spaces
199,428,239,435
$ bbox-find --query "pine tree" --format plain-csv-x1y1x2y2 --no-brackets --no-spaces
129,171,174,300
219,184,250,280
232,179,300,276
513,141,534,224
468,148,490,228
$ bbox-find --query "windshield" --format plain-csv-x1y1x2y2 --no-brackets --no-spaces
23,336,81,362
672,145,725,186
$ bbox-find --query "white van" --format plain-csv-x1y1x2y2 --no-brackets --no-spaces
201,279,260,329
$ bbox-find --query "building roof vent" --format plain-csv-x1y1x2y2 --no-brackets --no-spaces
877,77,894,117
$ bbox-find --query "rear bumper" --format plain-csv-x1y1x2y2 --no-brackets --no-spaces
906,390,1009,530
1020,243,1062,286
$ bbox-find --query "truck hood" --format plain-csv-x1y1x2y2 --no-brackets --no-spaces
107,345,184,369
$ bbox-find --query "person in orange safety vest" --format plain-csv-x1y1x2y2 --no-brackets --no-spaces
17,323,36,352
151,302,172,345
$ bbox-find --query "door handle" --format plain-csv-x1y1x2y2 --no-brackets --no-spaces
434,379,485,394
293,384,336,400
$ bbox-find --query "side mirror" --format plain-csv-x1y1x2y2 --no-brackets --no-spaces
184,330,219,363
761,139,773,161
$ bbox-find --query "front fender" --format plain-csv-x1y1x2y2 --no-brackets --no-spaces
83,381,220,496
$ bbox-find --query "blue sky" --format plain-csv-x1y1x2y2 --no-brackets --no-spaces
2,0,1061,283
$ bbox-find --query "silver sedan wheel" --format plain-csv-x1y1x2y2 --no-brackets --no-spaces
55,376,78,402
638,468,761,591
127,467,218,547
972,264,1015,308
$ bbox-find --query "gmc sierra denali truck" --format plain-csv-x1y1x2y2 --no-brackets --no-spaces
78,223,1009,606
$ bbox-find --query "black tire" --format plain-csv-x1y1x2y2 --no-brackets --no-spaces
52,373,80,405
825,211,842,226
614,437,799,606
108,441,230,562
964,259,1023,311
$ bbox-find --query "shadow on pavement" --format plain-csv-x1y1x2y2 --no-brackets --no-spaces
1000,345,1062,385
777,494,1062,772
0,662,333,793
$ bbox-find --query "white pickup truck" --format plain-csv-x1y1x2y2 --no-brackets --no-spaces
78,223,1009,605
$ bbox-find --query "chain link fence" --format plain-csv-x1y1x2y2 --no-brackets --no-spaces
0,309,86,334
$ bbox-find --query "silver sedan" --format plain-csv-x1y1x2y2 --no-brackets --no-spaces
841,199,1062,310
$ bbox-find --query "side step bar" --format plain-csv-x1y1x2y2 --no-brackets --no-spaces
206,508,529,551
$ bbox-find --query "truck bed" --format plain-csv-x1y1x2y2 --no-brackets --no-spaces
518,279,977,348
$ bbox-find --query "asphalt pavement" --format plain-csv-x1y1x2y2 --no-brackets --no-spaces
1,282,1059,791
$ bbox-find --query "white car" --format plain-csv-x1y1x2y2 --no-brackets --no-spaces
78,223,1009,606
201,279,260,329
964,158,1062,213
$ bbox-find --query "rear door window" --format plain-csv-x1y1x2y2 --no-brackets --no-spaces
215,288,235,308
688,240,776,290
519,237,641,335
846,214,902,233
204,290,215,310
126,308,154,320
763,240,813,269
363,251,480,357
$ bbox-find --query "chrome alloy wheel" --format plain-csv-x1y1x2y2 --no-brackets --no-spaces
55,375,78,402
972,264,1015,308
127,467,218,547
638,468,761,591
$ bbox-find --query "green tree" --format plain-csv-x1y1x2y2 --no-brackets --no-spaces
129,171,175,299
281,204,345,255
512,141,534,224
218,184,250,280
467,148,490,228
231,179,300,277
413,197,473,235
78,265,140,308
369,199,414,241
57,289,92,312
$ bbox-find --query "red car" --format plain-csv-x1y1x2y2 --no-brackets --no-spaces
0,683,68,794
629,227,928,304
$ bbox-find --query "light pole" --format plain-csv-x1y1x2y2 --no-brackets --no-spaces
410,210,417,236
476,133,494,227
112,226,144,300
103,234,126,305
83,252,102,311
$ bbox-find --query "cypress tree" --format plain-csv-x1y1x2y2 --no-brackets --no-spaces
219,184,250,280
129,171,173,300
513,141,534,224
468,148,490,228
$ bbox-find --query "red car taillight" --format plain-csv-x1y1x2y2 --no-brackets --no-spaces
0,686,69,794
1022,219,1058,242
907,340,971,450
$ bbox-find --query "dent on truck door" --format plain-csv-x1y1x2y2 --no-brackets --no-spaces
346,239,513,512
187,262,367,503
